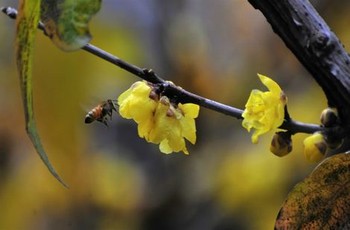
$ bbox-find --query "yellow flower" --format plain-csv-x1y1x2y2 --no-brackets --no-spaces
118,81,199,154
303,132,327,162
242,74,287,143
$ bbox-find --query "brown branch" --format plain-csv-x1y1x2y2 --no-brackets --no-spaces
1,5,322,136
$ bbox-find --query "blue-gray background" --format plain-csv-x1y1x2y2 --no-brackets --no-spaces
0,1,347,229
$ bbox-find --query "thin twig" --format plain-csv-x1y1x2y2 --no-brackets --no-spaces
1,6,322,134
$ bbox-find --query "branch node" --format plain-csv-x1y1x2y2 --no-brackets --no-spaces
142,68,164,84
310,30,335,58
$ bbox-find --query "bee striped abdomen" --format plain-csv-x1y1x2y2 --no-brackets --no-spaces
84,115,95,123
85,106,103,123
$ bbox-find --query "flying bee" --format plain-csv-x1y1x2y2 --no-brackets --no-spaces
85,99,117,126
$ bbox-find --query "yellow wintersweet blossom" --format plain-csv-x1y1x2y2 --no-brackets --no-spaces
118,81,200,154
242,74,287,144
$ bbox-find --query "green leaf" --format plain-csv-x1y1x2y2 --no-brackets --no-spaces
40,0,102,51
275,153,350,229
16,0,68,188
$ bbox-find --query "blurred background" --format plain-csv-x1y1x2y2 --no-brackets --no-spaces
0,0,349,229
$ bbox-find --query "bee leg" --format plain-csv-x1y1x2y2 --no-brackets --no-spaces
102,118,109,127
108,110,114,120
110,100,118,112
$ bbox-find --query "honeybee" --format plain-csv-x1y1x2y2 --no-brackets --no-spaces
85,99,117,126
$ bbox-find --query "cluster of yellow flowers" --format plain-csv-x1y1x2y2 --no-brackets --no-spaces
241,74,341,163
118,81,199,154
116,74,340,162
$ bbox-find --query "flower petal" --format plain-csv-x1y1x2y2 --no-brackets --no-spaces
258,73,282,95
179,103,200,118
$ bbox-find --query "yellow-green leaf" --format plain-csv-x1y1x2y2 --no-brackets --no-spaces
16,0,68,187
275,153,350,229
40,0,102,51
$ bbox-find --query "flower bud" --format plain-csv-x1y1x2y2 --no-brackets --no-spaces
303,132,327,162
320,107,338,127
270,132,292,157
